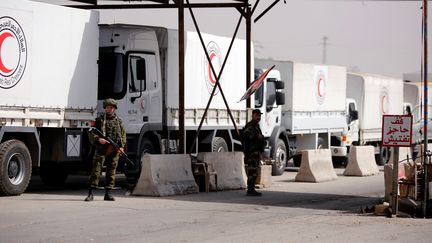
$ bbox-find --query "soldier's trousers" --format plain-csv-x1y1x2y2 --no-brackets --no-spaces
244,158,259,191
88,147,119,189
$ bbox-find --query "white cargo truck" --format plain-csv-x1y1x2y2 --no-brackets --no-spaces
0,0,247,195
344,73,404,165
403,81,432,145
255,59,349,175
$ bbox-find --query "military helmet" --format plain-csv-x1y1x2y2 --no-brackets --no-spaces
103,98,117,109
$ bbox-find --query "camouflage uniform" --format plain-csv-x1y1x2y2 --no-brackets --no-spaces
242,119,265,192
88,112,126,190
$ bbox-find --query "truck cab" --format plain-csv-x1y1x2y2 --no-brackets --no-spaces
254,68,287,175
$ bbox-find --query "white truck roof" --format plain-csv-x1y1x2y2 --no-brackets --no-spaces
347,72,403,131
255,59,347,112
164,30,249,111
0,0,98,127
0,0,98,109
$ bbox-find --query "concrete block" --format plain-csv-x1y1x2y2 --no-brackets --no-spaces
295,149,337,183
256,165,272,188
343,146,379,176
374,202,390,216
132,154,199,196
197,152,246,190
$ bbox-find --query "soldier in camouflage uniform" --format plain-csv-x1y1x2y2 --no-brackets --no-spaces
85,98,126,201
242,109,265,196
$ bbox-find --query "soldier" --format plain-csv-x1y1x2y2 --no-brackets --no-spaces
242,109,265,196
84,98,126,201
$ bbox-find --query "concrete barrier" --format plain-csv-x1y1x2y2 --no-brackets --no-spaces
295,149,338,183
256,165,272,188
132,154,199,196
343,146,379,176
197,152,247,190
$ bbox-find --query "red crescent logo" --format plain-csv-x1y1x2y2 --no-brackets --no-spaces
0,32,14,74
381,95,387,114
207,52,217,85
317,77,323,97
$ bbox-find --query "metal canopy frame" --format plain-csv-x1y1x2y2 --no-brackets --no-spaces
66,0,282,154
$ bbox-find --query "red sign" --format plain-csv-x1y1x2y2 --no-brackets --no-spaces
382,115,413,147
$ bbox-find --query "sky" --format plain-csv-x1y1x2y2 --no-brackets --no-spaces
33,0,430,79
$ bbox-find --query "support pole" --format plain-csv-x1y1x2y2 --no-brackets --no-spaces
391,147,399,216
423,0,429,217
179,0,185,154
246,4,252,112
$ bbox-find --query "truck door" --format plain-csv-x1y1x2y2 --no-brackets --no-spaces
126,52,161,133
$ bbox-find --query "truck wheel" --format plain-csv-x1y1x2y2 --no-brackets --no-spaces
125,138,155,182
39,162,69,186
317,137,326,149
375,146,390,166
272,139,287,176
293,154,302,167
0,140,32,196
140,138,155,154
212,137,228,152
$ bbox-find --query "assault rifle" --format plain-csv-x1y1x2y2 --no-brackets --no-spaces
88,127,135,167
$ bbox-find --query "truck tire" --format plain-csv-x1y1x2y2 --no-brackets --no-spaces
272,139,287,176
317,137,326,149
140,138,155,155
39,162,69,186
375,146,390,166
0,140,32,196
212,137,228,152
293,154,302,167
125,138,155,182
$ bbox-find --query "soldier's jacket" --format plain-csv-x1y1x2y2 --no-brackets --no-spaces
242,120,265,159
90,113,126,150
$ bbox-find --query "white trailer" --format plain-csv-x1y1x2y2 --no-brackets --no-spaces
0,0,248,195
255,59,348,175
345,73,404,165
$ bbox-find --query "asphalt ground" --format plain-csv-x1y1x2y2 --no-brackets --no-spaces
1,167,432,243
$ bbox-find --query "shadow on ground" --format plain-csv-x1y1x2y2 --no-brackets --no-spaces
21,174,380,214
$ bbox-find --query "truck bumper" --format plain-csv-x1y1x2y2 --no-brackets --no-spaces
330,146,347,157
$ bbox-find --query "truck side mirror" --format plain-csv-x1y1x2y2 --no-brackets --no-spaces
275,80,285,90
405,106,412,115
276,91,285,105
350,110,358,122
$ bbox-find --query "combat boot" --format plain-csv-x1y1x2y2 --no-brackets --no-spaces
246,189,262,196
84,189,94,202
104,189,115,201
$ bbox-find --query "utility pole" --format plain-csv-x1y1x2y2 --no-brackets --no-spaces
321,35,328,64
422,0,429,218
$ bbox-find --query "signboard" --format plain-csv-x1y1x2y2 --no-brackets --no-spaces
382,115,413,147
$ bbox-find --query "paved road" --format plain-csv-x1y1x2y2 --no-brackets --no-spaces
1,167,431,243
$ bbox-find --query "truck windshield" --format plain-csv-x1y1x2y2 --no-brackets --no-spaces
98,49,126,100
